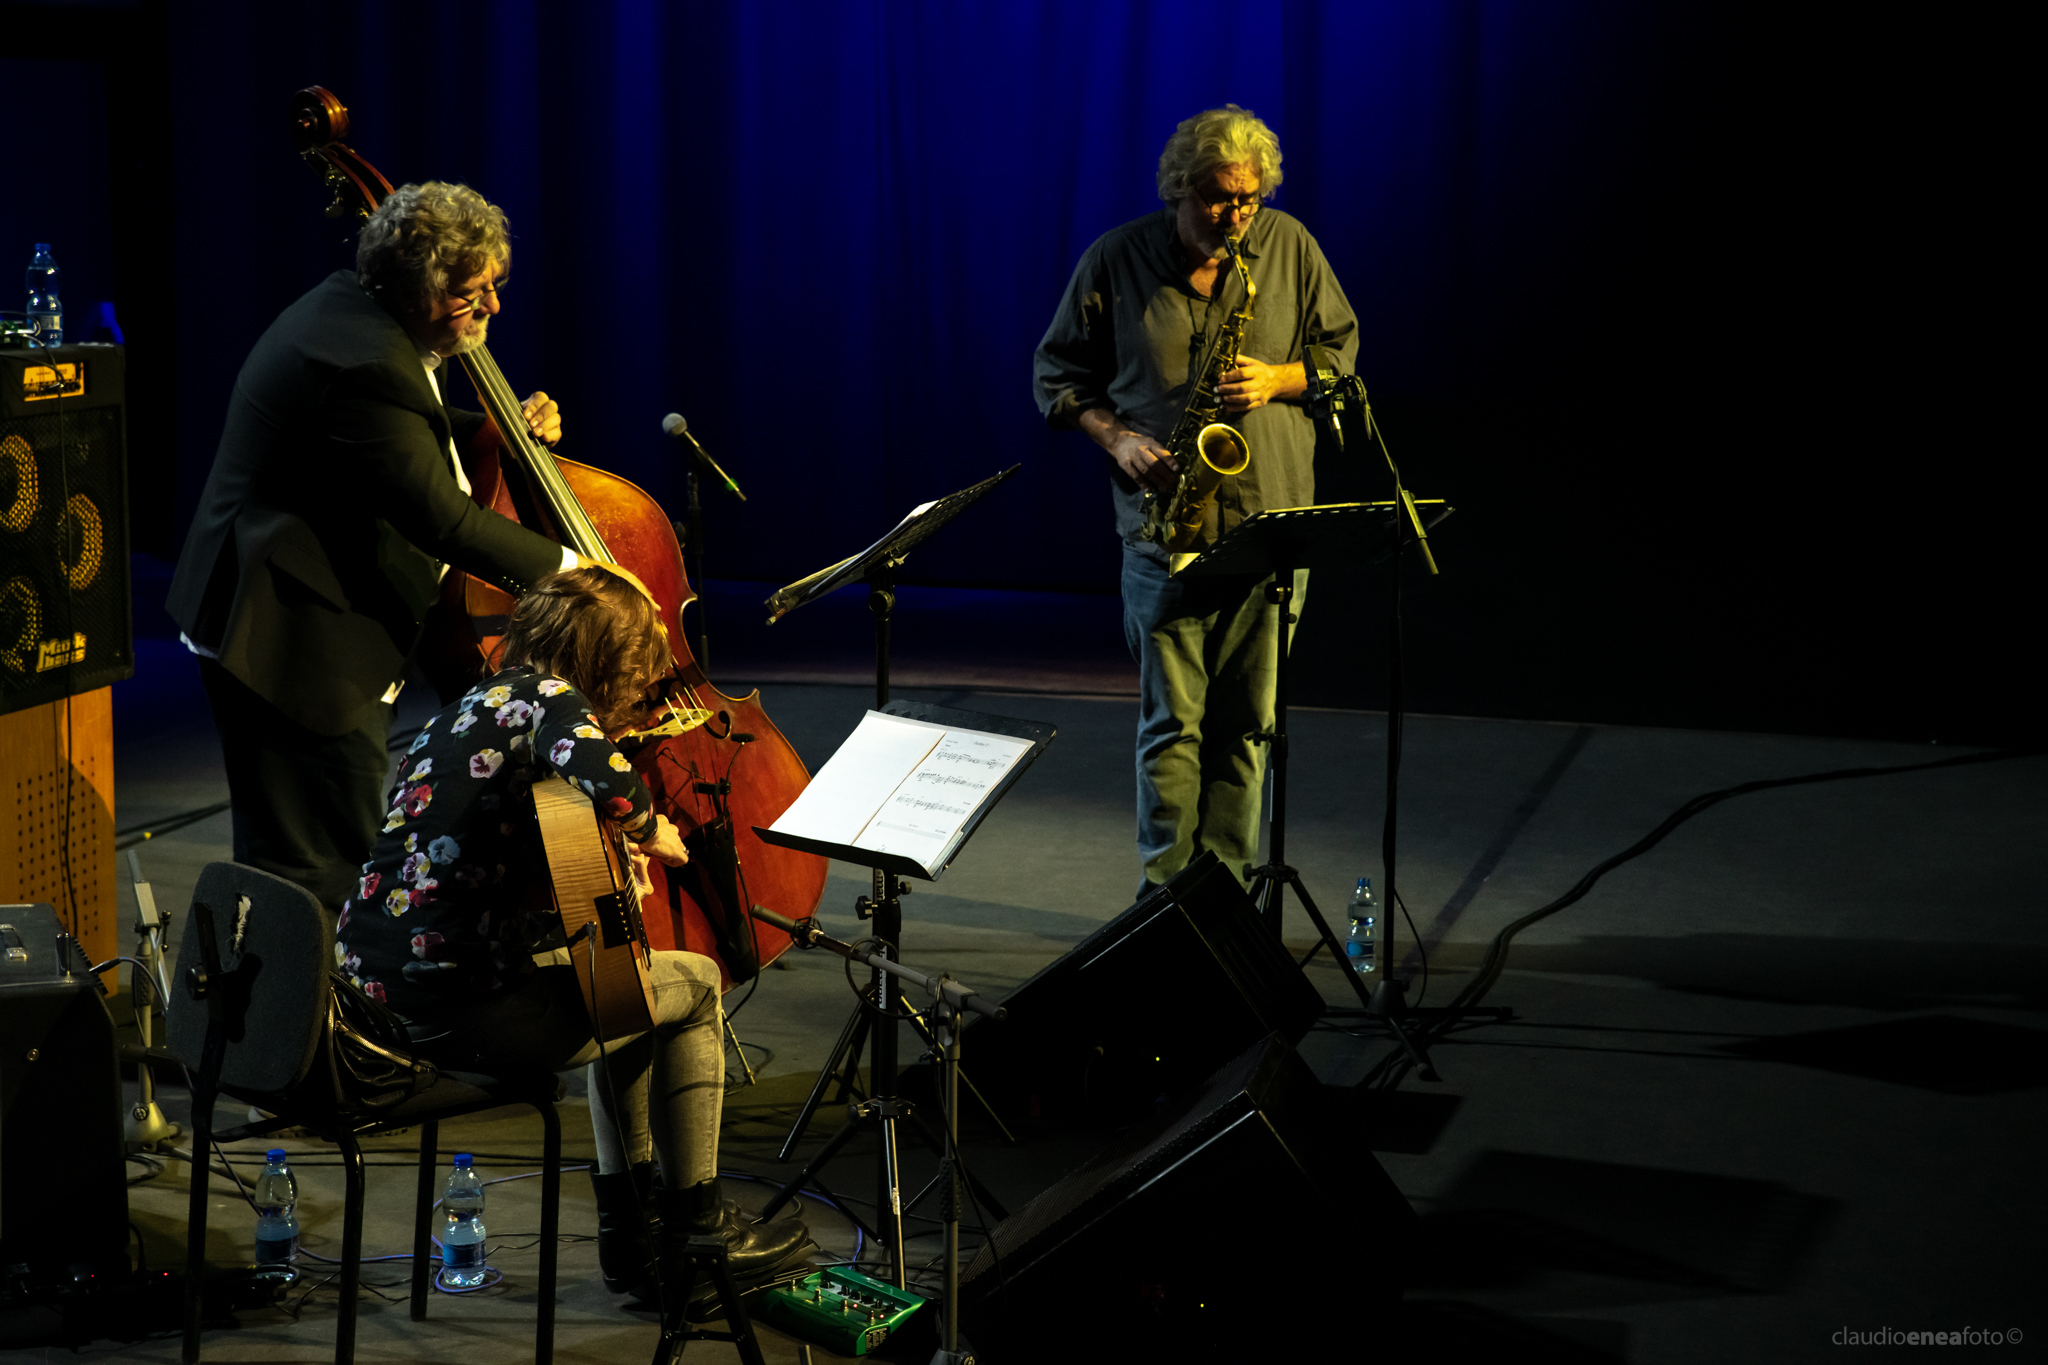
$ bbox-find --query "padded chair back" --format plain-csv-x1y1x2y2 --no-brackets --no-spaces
167,861,330,1095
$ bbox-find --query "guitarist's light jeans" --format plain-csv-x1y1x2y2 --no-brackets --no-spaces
566,950,726,1187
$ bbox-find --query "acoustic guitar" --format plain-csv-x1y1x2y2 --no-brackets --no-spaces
531,774,658,1040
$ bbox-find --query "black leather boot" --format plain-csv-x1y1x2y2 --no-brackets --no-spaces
657,1176,815,1283
589,1162,658,1295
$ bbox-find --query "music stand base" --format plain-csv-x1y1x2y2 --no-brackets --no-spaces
1324,978,1519,1083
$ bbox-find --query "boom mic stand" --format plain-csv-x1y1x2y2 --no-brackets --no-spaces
1300,359,1508,1069
663,412,748,674
750,906,1002,1365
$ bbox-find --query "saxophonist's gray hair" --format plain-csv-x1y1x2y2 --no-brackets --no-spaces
1155,104,1284,204
356,182,511,319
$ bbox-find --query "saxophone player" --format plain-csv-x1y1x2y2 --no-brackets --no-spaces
1033,104,1359,892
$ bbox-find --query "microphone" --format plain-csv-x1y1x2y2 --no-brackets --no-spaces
660,413,747,501
1302,344,1349,451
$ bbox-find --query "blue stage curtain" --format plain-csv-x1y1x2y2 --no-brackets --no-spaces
160,0,1705,592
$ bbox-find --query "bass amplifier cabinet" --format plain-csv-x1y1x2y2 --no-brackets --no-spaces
0,345,131,718
960,1033,1415,1361
964,851,1324,1127
0,903,129,1280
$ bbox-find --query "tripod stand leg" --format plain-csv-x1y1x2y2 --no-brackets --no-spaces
905,1006,1016,1146
776,996,870,1163
831,1005,873,1102
723,1015,757,1088
1386,1016,1440,1082
760,1107,874,1230
1291,878,1376,1011
1369,979,1444,1082
1251,864,1376,1011
901,1108,1009,1222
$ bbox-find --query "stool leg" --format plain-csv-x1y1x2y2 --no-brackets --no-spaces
650,1250,703,1365
537,1103,561,1365
181,1080,214,1364
411,1118,439,1319
707,1254,767,1365
336,1133,366,1365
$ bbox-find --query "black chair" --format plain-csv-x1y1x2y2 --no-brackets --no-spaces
154,861,565,1365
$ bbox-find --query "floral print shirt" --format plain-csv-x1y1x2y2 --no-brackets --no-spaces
336,664,655,1015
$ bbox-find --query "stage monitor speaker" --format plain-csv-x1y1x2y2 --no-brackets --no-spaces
960,1033,1415,1361
964,851,1324,1126
1,345,132,718
0,903,129,1280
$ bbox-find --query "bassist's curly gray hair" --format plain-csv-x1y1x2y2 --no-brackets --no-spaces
356,181,510,320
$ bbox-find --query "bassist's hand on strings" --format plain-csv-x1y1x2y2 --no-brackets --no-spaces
521,390,562,445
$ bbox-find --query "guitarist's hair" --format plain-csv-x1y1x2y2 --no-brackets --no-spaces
499,565,674,732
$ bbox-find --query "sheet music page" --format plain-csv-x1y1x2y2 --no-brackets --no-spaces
768,712,948,846
854,728,1033,870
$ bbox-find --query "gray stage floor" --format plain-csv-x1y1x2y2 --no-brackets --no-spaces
9,649,2043,1363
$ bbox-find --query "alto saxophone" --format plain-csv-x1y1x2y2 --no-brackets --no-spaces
1140,236,1257,562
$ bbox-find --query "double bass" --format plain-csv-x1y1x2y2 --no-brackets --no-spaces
289,86,825,988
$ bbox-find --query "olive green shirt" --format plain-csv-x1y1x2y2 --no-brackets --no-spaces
1033,207,1359,561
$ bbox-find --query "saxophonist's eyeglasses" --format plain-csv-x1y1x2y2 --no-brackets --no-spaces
1195,186,1264,215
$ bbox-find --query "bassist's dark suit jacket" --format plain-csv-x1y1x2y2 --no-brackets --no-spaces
169,272,561,736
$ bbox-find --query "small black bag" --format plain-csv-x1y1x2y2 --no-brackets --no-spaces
311,970,438,1117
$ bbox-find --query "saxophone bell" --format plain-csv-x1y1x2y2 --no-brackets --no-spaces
1194,422,1251,479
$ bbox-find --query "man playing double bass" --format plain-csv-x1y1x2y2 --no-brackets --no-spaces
169,183,817,1300
170,181,582,913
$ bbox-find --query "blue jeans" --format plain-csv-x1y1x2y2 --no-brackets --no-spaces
1121,547,1308,888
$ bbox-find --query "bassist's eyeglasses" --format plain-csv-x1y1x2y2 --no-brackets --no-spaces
447,279,505,316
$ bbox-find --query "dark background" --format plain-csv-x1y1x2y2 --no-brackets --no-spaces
2,0,2030,743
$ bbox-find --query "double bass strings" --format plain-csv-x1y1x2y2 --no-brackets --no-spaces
455,347,718,723
457,347,611,559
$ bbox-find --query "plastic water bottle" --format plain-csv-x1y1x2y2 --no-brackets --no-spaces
441,1153,488,1287
1345,878,1378,975
253,1149,299,1268
25,244,61,347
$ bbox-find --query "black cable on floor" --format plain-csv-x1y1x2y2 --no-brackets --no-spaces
115,800,233,850
1368,742,2047,1089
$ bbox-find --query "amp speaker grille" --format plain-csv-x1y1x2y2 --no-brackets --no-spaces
1,346,131,718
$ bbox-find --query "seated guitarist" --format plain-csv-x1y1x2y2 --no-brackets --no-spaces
336,564,812,1301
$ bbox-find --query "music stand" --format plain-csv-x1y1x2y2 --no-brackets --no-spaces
755,468,1022,1287
1175,501,1449,1045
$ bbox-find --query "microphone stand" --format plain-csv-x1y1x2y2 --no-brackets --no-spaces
749,906,1003,1365
1303,367,1503,1068
674,466,711,673
666,417,745,674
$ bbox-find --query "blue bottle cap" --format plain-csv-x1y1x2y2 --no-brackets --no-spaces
267,1148,287,1162
453,1153,474,1168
